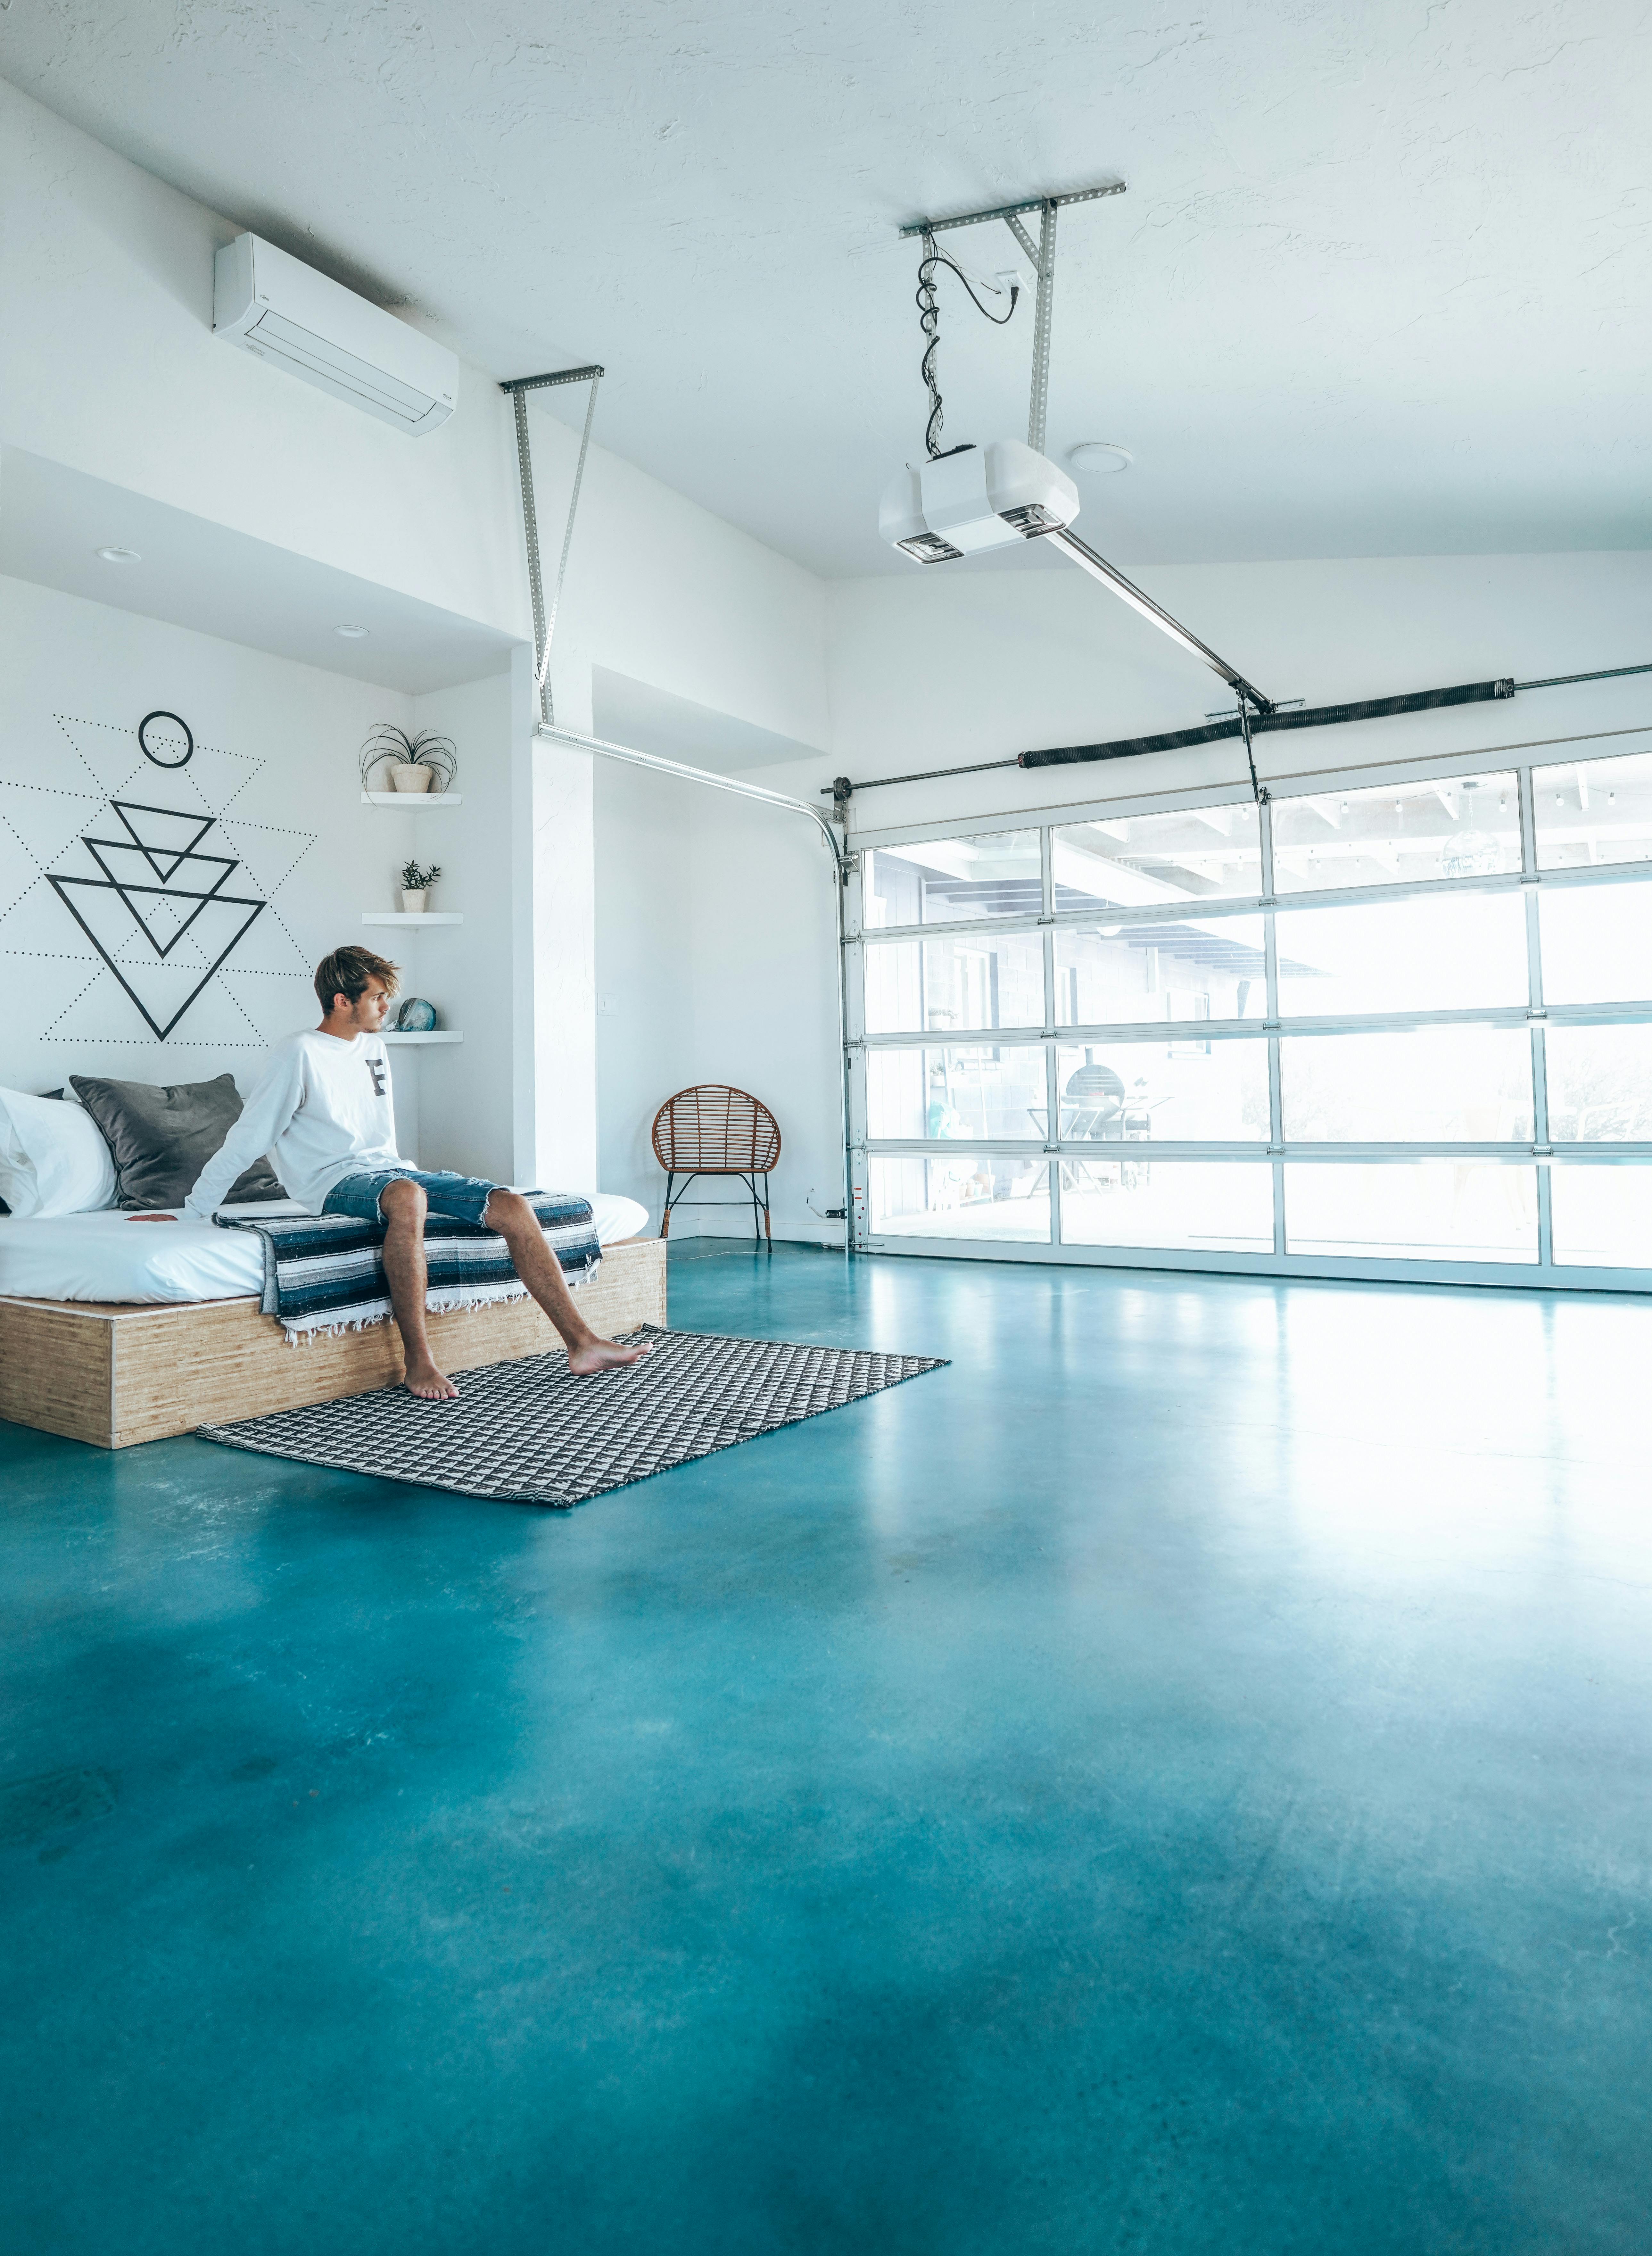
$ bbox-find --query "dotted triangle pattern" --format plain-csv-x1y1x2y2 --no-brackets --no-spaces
198,1325,950,1507
0,714,318,1049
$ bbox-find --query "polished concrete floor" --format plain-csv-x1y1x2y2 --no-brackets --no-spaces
3,1244,1650,2254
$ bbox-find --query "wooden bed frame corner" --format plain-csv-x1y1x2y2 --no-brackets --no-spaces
0,1235,666,1451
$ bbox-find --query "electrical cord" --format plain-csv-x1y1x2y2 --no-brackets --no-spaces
916,228,1020,459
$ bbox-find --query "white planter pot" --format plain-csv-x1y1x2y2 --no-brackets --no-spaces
388,763,434,793
400,889,429,914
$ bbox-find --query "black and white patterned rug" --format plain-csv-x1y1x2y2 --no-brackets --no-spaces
197,1325,948,1507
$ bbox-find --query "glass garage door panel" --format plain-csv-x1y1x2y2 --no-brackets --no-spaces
868,1157,1051,1242
1052,804,1260,908
1533,751,1652,872
1274,891,1529,1018
1538,882,1652,1006
1055,1041,1269,1142
1283,1162,1538,1262
855,756,1652,1290
1271,772,1519,893
1280,1026,1534,1142
865,1046,1046,1142
864,831,1042,926
1053,916,1267,1026
1544,1024,1652,1140
863,930,1045,1034
1549,1165,1652,1267
1060,1161,1274,1252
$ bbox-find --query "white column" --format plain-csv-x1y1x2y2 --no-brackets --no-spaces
509,642,539,1183
524,645,599,1191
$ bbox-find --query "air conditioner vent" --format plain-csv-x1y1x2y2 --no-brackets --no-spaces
214,234,458,438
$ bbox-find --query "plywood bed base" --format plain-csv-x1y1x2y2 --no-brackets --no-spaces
0,1235,666,1451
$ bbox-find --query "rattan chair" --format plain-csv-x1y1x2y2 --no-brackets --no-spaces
651,1085,781,1242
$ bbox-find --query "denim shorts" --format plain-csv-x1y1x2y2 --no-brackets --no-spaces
322,1168,502,1228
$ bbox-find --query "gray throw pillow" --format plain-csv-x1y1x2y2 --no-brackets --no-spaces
68,1073,285,1211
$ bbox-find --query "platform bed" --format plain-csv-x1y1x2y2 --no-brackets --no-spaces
0,1235,667,1451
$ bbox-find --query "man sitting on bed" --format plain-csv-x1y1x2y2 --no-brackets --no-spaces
137,945,647,1401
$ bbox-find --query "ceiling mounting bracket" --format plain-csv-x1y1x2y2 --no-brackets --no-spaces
899,180,1124,456
1008,203,1055,453
500,363,605,727
896,181,1126,240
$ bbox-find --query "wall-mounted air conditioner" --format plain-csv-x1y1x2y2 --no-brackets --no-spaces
213,233,458,437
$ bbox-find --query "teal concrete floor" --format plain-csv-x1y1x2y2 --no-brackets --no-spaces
3,1243,1650,2253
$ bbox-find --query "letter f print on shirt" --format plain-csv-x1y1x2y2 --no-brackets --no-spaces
366,1057,388,1095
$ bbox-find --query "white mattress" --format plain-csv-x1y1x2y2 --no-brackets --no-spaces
0,1193,649,1306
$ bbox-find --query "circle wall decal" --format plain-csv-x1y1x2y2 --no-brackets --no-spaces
138,710,194,768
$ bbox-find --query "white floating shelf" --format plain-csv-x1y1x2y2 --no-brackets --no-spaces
383,1030,464,1045
361,912,463,926
361,792,462,807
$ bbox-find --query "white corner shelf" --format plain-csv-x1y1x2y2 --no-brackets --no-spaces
361,792,462,808
361,912,463,926
383,1030,464,1046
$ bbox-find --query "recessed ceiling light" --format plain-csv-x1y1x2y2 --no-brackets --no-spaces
1067,443,1133,476
334,624,370,639
96,546,142,563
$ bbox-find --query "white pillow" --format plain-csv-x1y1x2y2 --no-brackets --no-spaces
0,1086,119,1218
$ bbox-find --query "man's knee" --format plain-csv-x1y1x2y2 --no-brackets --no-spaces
380,1178,427,1228
483,1186,529,1230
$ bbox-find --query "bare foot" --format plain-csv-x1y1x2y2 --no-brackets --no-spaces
404,1360,459,1401
566,1335,651,1376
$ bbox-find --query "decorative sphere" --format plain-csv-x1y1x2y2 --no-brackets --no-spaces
396,996,438,1032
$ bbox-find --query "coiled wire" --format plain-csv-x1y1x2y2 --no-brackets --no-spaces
916,230,1020,460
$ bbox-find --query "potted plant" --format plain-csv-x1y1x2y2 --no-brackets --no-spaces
359,724,458,796
399,858,441,914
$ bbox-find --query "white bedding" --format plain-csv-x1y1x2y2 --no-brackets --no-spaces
0,1193,650,1306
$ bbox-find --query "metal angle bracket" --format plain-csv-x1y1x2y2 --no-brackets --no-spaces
898,180,1124,459
896,181,1126,240
500,364,607,727
499,364,606,394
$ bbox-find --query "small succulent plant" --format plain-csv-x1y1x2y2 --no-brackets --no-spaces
400,859,442,891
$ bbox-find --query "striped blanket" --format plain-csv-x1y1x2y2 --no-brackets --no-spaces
215,1193,602,1342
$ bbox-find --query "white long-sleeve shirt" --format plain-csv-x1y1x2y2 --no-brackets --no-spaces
183,1030,401,1219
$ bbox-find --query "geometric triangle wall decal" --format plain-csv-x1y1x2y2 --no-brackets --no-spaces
108,800,221,882
79,839,239,944
47,798,266,1040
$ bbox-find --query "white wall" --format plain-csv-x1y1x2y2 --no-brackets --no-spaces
507,400,838,1238
0,77,525,638
818,551,1652,837
591,550,1652,1250
0,574,436,1158
393,668,514,1184
0,76,840,1219
666,549,1652,1247
592,757,844,1241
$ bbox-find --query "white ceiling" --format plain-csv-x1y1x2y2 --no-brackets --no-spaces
0,451,516,692
4,0,1649,580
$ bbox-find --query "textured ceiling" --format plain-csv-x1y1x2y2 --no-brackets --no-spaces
3,0,1649,577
